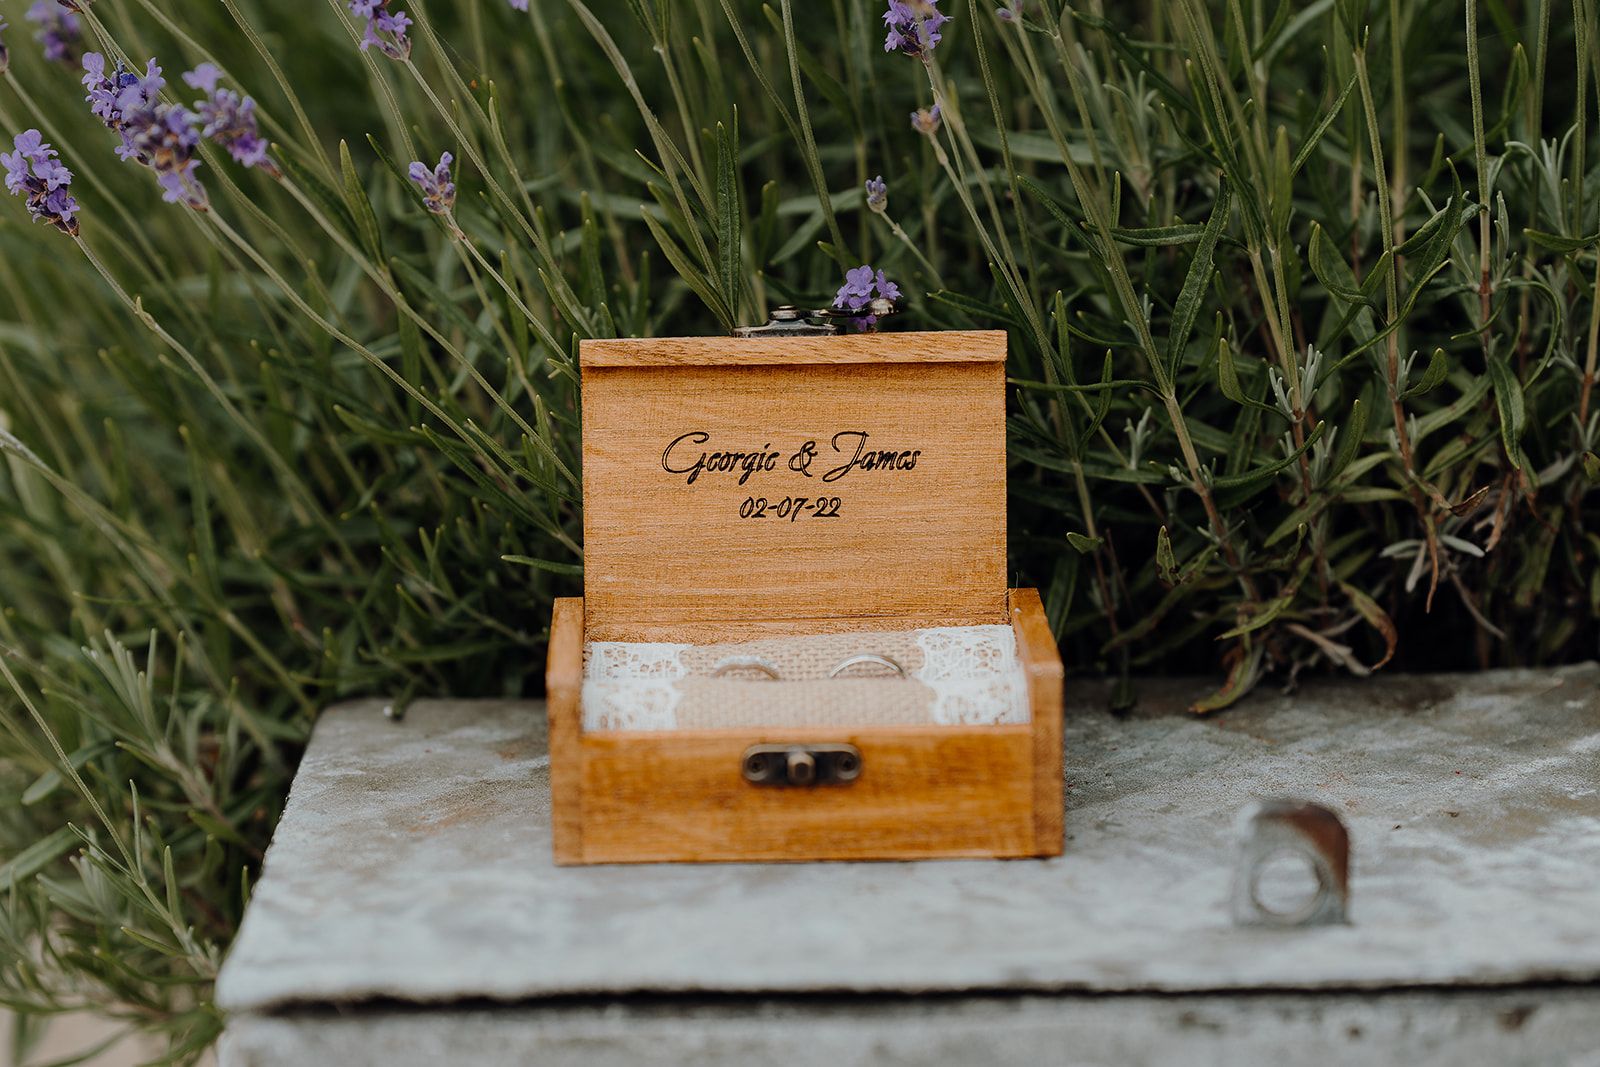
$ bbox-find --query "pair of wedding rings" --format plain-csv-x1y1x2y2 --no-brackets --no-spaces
710,653,905,680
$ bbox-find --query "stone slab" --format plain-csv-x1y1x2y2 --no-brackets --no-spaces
217,665,1600,1013
218,988,1600,1067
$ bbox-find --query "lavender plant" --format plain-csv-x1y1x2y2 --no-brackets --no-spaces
0,0,1596,1059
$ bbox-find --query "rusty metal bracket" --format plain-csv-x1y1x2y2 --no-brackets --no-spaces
1231,800,1350,927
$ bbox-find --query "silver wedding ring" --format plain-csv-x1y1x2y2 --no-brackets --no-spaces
712,656,781,679
828,653,906,679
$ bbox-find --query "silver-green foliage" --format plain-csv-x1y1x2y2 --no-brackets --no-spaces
0,0,1597,1057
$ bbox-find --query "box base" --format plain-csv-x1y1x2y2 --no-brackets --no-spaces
546,590,1064,865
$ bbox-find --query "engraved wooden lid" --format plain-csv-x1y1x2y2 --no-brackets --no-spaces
578,331,1007,640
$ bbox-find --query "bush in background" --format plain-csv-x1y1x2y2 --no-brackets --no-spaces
0,0,1596,1057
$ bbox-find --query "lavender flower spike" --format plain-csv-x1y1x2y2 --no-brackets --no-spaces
883,0,947,58
349,0,412,61
0,19,11,76
184,63,277,176
910,103,941,136
2,129,81,235
26,1,80,66
408,151,456,215
508,0,529,8
83,54,208,208
865,175,888,213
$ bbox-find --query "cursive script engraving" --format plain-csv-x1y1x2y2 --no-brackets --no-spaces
660,430,921,489
821,431,921,483
661,432,781,486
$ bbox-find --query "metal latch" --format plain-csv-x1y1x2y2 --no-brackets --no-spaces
742,744,862,787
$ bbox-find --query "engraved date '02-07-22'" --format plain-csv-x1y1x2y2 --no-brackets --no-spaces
738,496,843,521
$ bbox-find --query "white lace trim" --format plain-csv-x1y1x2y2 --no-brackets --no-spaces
585,641,690,680
582,642,688,731
914,626,1031,725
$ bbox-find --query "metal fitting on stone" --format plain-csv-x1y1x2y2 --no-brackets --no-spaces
1231,799,1350,927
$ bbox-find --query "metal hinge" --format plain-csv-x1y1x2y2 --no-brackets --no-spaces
732,300,902,339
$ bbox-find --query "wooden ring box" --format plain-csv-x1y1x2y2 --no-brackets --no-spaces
547,330,1064,863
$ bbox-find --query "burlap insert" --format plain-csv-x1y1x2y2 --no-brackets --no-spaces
581,625,1029,731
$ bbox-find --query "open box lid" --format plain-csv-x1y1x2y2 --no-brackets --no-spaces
579,331,1007,641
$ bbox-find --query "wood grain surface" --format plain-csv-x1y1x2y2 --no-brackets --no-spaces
581,330,1007,368
552,330,1065,864
580,332,1008,638
574,723,1038,863
548,591,1065,865
1011,588,1066,856
546,597,585,864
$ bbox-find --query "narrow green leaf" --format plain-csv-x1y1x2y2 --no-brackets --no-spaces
22,741,116,806
1189,641,1266,713
1155,525,1178,585
277,144,358,246
0,826,76,887
338,140,385,265
715,116,743,321
1484,352,1525,469
641,207,733,331
1327,398,1368,481
1078,351,1115,451
1583,452,1600,482
1016,174,1079,233
1401,348,1449,400
1270,125,1292,236
1066,531,1103,554
501,554,585,576
1216,337,1276,412
1218,594,1296,639
1165,180,1232,378
1523,228,1600,253
1339,580,1398,669
1291,72,1358,175
1212,422,1326,490
1308,223,1375,305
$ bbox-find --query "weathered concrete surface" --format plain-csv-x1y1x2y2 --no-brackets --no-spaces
217,665,1600,1013
219,988,1600,1067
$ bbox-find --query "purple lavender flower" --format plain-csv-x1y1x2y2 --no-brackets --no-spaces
832,264,902,319
874,270,901,303
132,105,207,206
995,1,1022,22
834,265,875,312
349,0,412,60
26,1,80,65
883,0,946,58
2,129,81,235
910,103,942,135
82,53,207,208
408,151,456,215
865,175,888,213
183,63,277,176
508,0,529,8
83,53,158,158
